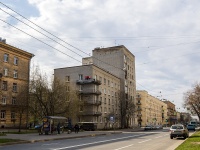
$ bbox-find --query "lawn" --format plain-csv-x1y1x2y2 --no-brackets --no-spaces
176,131,200,150
0,138,24,144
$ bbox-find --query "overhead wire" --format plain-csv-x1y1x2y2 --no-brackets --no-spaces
0,2,193,96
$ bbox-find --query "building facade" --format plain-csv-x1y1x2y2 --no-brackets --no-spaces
90,45,136,128
136,90,168,127
54,64,121,129
0,40,34,128
163,100,176,126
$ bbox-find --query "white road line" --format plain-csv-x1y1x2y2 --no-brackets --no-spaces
138,139,152,143
114,144,134,150
154,136,163,139
51,134,144,150
42,143,59,146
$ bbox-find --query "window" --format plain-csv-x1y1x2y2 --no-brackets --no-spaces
79,85,82,91
104,107,107,113
11,112,15,119
2,81,7,90
99,76,102,82
66,85,70,91
104,78,106,85
3,68,8,76
13,83,17,92
12,97,16,105
79,74,83,80
79,105,83,111
0,110,6,119
2,96,6,104
13,70,18,78
108,80,110,86
4,54,9,62
65,76,70,82
14,57,18,65
104,98,106,104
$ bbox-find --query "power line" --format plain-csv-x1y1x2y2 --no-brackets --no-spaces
0,2,178,94
0,18,82,63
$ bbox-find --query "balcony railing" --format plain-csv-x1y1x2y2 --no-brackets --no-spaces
79,90,101,95
137,108,142,111
84,100,102,105
137,114,142,117
76,78,101,85
137,102,141,105
79,111,102,116
136,97,141,100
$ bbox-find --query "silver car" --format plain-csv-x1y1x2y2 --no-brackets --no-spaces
170,124,189,139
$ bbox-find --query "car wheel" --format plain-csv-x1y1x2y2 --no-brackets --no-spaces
183,135,186,139
170,136,173,139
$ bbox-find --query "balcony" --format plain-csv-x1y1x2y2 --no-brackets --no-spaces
136,97,141,100
76,78,101,85
137,102,141,105
84,100,102,105
137,108,142,111
138,119,142,122
79,111,102,116
137,114,142,117
79,90,101,95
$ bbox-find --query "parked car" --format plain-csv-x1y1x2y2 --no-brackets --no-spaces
144,125,153,130
170,124,189,139
187,124,196,131
155,125,163,129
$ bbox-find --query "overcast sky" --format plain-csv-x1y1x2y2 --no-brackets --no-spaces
1,0,200,112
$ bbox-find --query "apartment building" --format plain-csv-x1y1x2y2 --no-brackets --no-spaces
0,40,34,128
163,100,177,126
54,64,121,129
85,45,136,128
136,90,168,127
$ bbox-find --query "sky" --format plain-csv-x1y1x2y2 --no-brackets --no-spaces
1,0,200,113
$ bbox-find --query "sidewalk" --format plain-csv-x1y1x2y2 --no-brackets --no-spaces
0,128,144,145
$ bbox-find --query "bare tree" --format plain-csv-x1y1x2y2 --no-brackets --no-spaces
125,99,136,128
16,86,29,132
29,66,80,125
184,82,200,121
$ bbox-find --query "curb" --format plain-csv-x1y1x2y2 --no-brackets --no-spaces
0,132,122,146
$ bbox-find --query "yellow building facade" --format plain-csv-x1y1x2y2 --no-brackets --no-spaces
0,41,33,128
136,90,168,127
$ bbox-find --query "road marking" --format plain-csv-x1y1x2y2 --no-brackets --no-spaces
138,139,152,143
42,143,59,146
51,134,146,150
114,144,134,150
155,136,163,138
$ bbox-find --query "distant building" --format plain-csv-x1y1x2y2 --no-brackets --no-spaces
163,100,176,126
0,40,34,128
136,90,168,126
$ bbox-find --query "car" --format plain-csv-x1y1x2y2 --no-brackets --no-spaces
155,125,163,129
170,124,189,139
144,125,153,130
187,124,196,131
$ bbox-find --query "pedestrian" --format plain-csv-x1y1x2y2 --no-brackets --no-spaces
57,122,61,134
74,124,79,133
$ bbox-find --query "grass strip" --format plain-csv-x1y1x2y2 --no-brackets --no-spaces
176,131,200,150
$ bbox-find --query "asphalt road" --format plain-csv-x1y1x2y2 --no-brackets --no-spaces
0,129,194,150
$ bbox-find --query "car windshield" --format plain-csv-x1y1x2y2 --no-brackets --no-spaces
171,126,183,129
